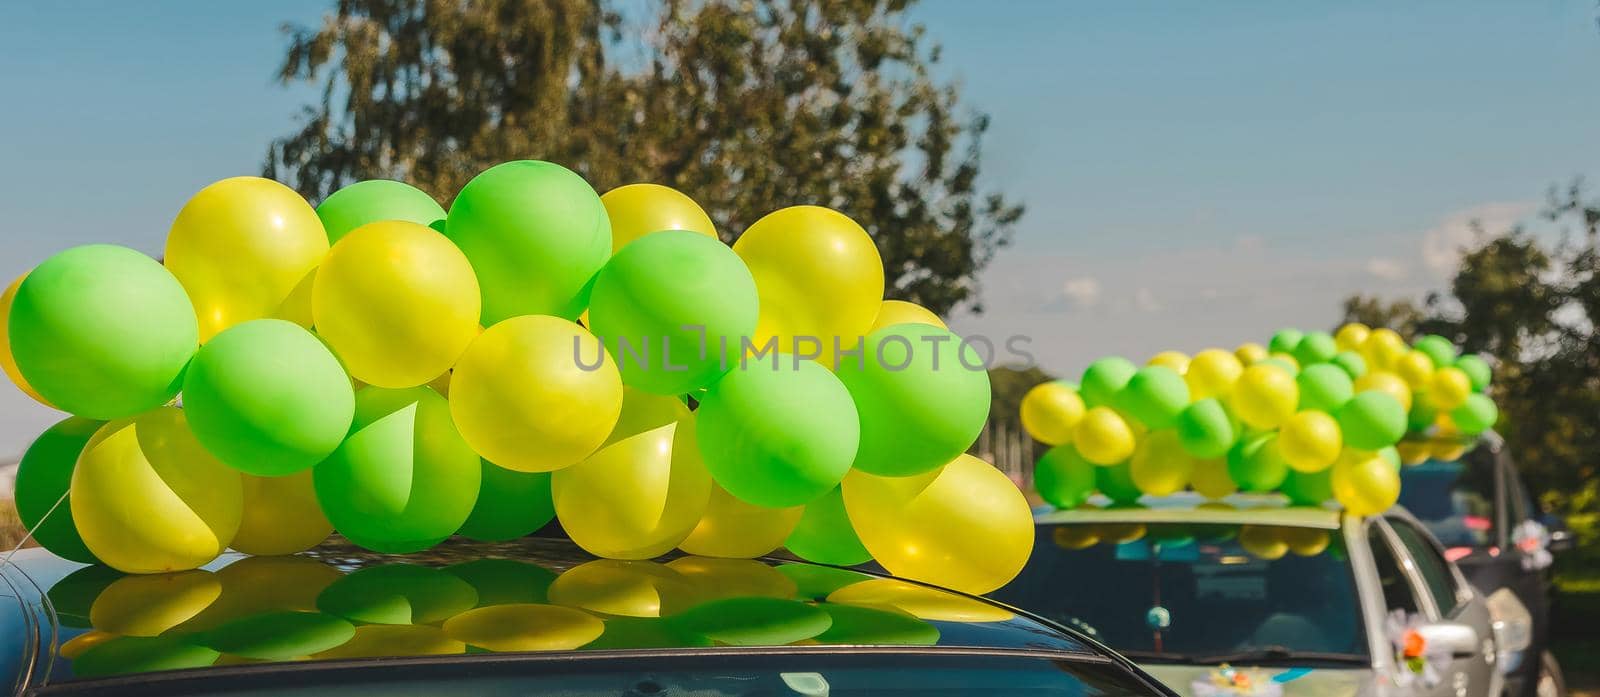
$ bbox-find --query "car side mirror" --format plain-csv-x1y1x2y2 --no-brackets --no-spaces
1415,621,1480,659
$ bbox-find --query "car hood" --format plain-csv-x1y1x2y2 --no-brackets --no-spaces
1142,664,1374,697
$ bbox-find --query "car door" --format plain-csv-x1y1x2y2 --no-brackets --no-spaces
1381,516,1498,697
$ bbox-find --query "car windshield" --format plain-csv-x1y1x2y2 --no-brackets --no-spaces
990,522,1367,663
1398,446,1498,549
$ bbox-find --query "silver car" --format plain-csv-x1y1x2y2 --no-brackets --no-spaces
992,495,1526,697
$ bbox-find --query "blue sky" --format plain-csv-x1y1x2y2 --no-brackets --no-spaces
2,1,1598,453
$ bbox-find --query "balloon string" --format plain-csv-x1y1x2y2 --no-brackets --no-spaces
1,489,68,567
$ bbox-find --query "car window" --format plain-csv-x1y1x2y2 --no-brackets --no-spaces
1397,447,1498,549
991,523,1368,661
1367,523,1421,615
1386,517,1460,616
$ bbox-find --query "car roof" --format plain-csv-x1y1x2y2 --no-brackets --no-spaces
1032,493,1344,530
1,534,1113,691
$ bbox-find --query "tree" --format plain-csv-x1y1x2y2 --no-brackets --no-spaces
266,0,1023,315
1340,182,1600,514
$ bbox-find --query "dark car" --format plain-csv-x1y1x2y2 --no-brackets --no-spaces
0,534,1175,697
1398,434,1568,697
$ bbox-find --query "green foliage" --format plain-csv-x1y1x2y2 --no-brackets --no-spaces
266,0,1022,315
1341,181,1600,515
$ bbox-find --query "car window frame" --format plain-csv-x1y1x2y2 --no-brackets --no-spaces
1382,515,1467,619
1362,518,1430,618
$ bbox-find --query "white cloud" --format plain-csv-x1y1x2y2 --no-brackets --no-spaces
1061,277,1102,309
1419,201,1537,276
1365,257,1407,281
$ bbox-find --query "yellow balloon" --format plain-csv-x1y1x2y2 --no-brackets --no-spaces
1187,348,1244,400
734,206,884,366
165,177,329,341
842,454,1034,595
600,183,718,253
1395,350,1436,390
72,407,243,573
1147,351,1190,373
1335,323,1372,352
1072,406,1135,465
1353,371,1413,412
1397,440,1432,465
1282,528,1331,557
868,299,946,333
1052,526,1101,550
1234,342,1269,365
450,316,623,472
1238,525,1288,560
1267,352,1300,372
178,555,343,633
1331,451,1400,517
1,272,51,406
1429,367,1472,411
314,625,465,660
60,631,118,660
1019,381,1086,445
1129,429,1193,497
1099,522,1147,544
827,578,1013,622
1231,364,1299,430
230,469,331,556
666,557,798,603
547,560,696,618
90,570,221,636
677,484,802,558
552,392,711,559
442,604,604,652
1190,457,1237,499
1430,438,1467,461
1278,411,1342,473
312,220,480,388
1362,328,1409,371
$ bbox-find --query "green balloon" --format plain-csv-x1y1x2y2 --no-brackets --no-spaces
698,358,858,506
1455,355,1491,391
197,611,355,660
316,180,446,243
1297,364,1354,412
1080,357,1138,407
313,387,481,553
445,160,611,323
1408,398,1438,431
1176,398,1235,459
1268,328,1304,356
1034,445,1098,509
15,417,103,563
1096,460,1142,504
1282,468,1333,505
456,461,555,542
584,616,712,649
9,245,197,419
785,486,872,566
317,564,479,624
1331,351,1368,380
589,230,758,395
1228,433,1288,492
72,636,220,678
668,597,831,646
816,603,939,645
1294,331,1338,366
1115,366,1190,428
1337,391,1407,449
183,319,354,476
1259,356,1299,375
445,559,558,606
1452,393,1499,434
835,324,991,477
1415,334,1457,368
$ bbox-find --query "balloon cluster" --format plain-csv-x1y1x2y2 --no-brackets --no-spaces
1022,323,1500,516
1052,521,1336,561
3,164,1030,595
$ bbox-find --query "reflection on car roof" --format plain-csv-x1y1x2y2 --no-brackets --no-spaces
1033,494,1343,530
8,535,1099,687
